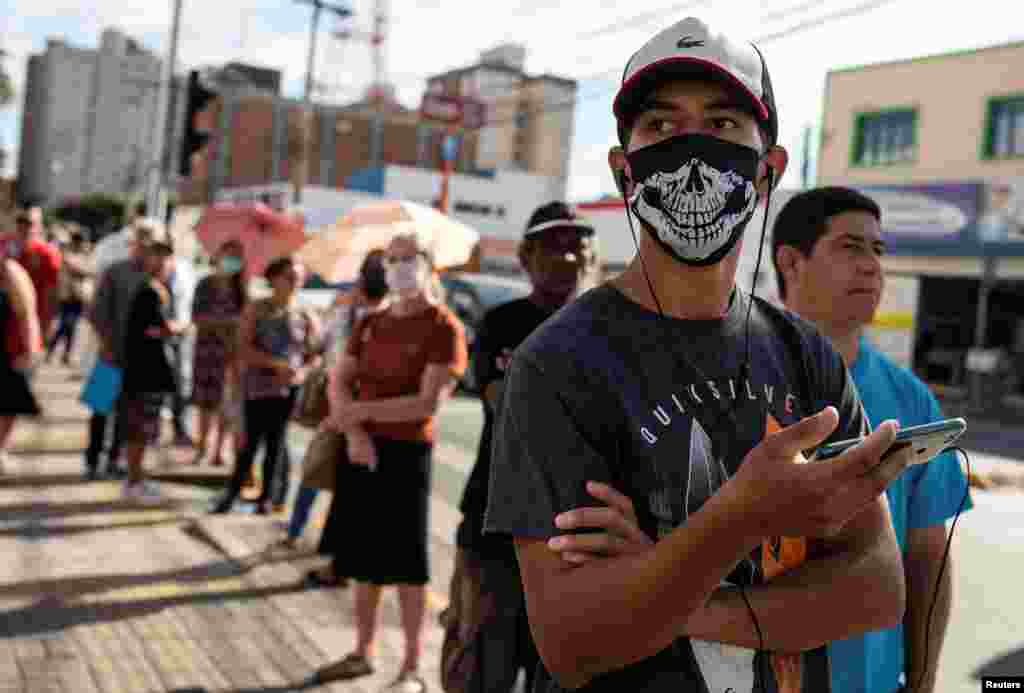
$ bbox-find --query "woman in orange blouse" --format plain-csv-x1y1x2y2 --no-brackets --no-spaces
311,233,468,693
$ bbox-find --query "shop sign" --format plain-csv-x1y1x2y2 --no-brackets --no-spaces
857,182,982,253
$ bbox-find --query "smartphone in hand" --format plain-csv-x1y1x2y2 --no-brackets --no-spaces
810,418,967,465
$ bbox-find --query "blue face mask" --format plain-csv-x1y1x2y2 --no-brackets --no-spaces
220,256,243,274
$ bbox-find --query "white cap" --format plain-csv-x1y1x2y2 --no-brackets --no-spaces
614,17,778,145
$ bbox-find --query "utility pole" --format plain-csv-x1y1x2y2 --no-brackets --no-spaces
146,0,183,223
370,0,387,99
800,123,813,190
332,0,387,92
293,0,352,205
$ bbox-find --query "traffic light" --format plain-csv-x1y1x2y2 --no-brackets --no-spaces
179,70,217,178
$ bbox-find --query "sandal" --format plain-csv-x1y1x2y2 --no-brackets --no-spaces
304,568,349,589
380,671,427,693
310,653,374,684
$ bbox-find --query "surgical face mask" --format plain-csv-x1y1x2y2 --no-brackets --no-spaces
219,255,243,274
625,133,761,266
385,257,428,293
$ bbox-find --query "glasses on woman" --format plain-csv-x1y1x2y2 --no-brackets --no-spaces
384,252,427,266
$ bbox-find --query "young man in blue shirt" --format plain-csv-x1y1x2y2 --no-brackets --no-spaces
770,186,971,693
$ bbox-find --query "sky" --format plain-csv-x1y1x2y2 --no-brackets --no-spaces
1,0,1021,202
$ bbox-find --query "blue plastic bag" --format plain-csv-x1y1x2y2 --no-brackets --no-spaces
80,360,123,414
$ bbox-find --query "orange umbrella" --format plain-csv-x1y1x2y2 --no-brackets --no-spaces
193,202,307,277
296,199,480,284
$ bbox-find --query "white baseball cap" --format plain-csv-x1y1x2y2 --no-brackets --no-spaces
614,17,779,145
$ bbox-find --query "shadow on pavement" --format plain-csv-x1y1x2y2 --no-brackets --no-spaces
0,536,311,600
0,497,197,519
168,684,316,693
0,515,187,540
0,581,313,639
972,645,1024,677
0,472,90,488
34,415,91,425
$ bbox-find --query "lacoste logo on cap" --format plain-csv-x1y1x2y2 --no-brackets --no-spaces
677,35,705,49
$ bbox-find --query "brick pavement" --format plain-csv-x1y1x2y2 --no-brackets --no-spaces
0,366,463,693
13,361,1019,693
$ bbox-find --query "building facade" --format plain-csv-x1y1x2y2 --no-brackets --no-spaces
184,44,577,272
817,39,1024,402
185,43,576,203
17,29,166,205
425,43,577,184
188,91,450,202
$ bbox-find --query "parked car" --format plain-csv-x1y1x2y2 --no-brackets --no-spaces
440,272,531,393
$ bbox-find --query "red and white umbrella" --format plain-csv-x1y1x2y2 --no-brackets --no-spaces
193,202,307,277
297,199,480,284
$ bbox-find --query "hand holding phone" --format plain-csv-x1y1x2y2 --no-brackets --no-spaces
811,418,967,464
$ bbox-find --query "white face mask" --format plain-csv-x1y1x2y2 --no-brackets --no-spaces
385,258,427,293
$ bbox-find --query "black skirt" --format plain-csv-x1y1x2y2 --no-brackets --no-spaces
320,436,433,586
0,365,41,416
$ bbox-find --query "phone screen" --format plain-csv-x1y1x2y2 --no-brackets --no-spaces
812,418,966,463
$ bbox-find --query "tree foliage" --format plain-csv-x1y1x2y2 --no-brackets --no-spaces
52,193,127,239
0,63,12,108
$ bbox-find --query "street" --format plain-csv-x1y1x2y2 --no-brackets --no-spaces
1,368,1022,692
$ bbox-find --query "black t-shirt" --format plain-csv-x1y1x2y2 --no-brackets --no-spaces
484,284,868,693
456,297,554,560
122,282,176,396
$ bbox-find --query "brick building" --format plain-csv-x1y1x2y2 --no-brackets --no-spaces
182,43,577,206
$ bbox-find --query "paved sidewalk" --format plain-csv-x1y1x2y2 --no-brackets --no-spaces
6,364,1023,692
0,365,461,693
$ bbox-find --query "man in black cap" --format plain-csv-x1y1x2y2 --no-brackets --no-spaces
483,16,913,693
444,201,595,693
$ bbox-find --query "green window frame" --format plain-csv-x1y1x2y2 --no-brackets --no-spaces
982,94,1024,160
850,108,918,167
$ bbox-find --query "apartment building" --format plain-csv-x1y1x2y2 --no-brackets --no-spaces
17,29,165,204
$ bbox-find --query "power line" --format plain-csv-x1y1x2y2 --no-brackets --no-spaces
461,0,906,134
521,0,859,72
387,0,846,96
756,0,902,43
342,0,900,135
761,0,830,24
579,0,711,40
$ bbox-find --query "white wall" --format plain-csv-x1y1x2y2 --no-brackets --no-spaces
218,172,566,251
573,203,637,270
383,164,563,240
299,186,387,230
214,183,383,232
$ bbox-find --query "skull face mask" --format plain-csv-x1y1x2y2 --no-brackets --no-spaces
626,134,761,266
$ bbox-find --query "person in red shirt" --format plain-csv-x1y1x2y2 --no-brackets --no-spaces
6,209,62,342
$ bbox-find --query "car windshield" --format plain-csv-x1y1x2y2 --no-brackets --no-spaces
446,275,529,307
474,282,530,307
